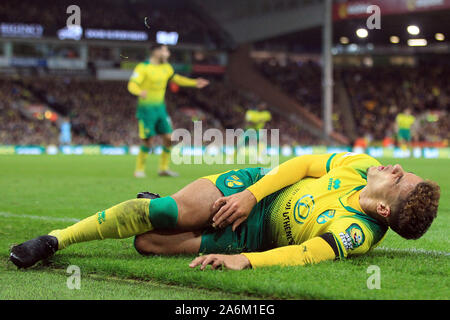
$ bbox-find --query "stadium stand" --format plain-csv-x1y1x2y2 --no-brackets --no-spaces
341,61,450,142
1,55,447,146
254,57,449,143
1,76,317,146
0,79,60,145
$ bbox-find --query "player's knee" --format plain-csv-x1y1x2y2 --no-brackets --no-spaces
142,138,152,147
133,234,164,256
162,134,173,146
133,235,144,255
134,234,153,255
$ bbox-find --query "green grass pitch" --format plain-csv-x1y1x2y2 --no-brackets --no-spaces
0,155,448,300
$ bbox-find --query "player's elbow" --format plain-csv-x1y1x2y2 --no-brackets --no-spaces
126,83,134,94
127,82,140,96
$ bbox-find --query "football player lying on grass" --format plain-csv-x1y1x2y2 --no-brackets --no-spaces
10,152,440,270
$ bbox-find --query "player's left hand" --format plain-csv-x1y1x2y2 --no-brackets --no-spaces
189,254,251,270
212,189,257,231
196,78,210,88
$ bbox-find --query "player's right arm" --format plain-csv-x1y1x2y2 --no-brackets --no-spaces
246,153,333,202
213,152,381,230
213,153,334,229
248,151,380,202
127,63,146,97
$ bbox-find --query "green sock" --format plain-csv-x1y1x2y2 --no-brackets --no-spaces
148,196,178,229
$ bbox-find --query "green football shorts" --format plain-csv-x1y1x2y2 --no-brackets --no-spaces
398,128,411,142
199,167,278,254
136,105,173,139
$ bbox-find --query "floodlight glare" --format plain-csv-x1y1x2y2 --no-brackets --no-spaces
390,36,400,44
407,38,427,46
435,33,445,41
407,25,420,35
340,36,349,44
356,28,368,38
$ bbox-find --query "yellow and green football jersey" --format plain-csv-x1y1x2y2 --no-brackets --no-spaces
128,61,197,108
265,152,388,259
129,62,175,107
245,110,272,130
396,113,415,130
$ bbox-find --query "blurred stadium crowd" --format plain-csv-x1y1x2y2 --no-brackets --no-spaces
0,76,318,146
0,79,60,145
256,58,449,144
1,58,448,147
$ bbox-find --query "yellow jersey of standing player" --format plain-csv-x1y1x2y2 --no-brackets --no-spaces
252,152,388,261
395,113,415,130
128,61,197,108
245,109,272,130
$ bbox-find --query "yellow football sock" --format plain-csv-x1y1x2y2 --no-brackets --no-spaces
159,146,171,171
257,141,266,159
135,146,149,172
49,199,153,250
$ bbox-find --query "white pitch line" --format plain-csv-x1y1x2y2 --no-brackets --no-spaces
374,246,450,257
1,211,449,257
0,211,80,223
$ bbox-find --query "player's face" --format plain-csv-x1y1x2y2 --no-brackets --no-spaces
159,45,170,62
366,164,423,205
152,45,170,63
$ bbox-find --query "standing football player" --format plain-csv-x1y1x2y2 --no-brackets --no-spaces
128,44,209,178
235,102,272,163
242,102,272,162
395,108,416,151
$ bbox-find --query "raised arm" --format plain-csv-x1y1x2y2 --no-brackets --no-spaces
213,152,379,230
247,153,333,202
212,153,334,230
171,74,197,87
171,74,209,88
